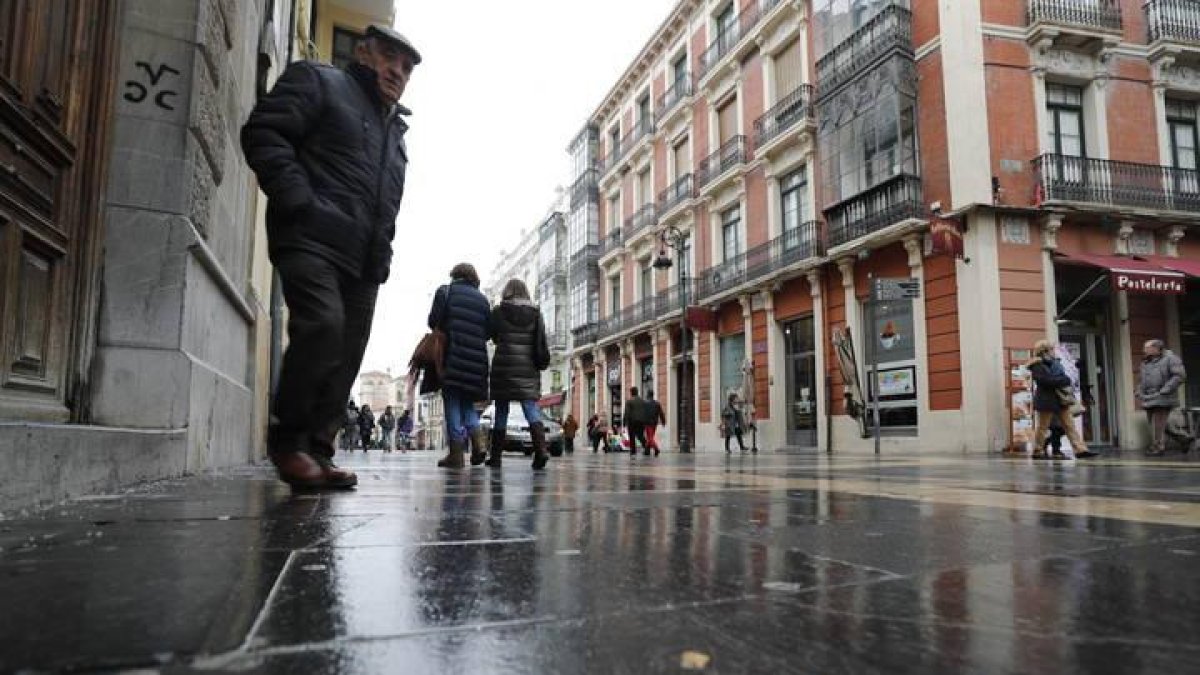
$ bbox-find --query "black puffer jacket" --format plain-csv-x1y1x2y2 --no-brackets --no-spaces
428,281,491,400
489,299,550,402
241,61,408,283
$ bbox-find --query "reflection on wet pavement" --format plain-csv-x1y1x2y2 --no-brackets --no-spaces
2,452,1199,673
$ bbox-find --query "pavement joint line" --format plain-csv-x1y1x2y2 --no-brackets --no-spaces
305,536,538,551
237,549,297,654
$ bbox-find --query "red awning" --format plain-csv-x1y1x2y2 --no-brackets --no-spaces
538,393,564,408
1143,255,1200,279
1055,252,1185,277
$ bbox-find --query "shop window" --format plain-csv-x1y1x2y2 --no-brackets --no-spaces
719,333,746,403
864,298,918,431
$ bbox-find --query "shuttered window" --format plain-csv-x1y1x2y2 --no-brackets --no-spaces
775,38,804,98
673,137,690,177
718,98,737,143
639,169,652,206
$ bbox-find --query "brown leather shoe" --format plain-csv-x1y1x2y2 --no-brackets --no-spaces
308,453,358,488
269,451,326,488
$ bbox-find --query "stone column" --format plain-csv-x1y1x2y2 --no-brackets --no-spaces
807,270,827,451
1041,216,1062,343
593,349,605,419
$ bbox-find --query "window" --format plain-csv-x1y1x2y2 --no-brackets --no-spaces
1168,99,1198,171
780,167,808,236
721,205,741,262
775,38,804,98
608,195,621,233
609,276,621,315
641,262,653,300
812,0,909,58
717,97,738,144
638,95,652,132
678,235,693,283
332,27,362,69
1046,83,1085,157
638,169,652,207
609,125,621,159
672,54,688,88
673,136,691,178
719,333,746,403
716,3,737,46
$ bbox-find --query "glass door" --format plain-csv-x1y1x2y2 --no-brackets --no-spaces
1059,332,1116,446
784,317,818,448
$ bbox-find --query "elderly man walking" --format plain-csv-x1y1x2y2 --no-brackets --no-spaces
241,25,421,488
1138,339,1187,456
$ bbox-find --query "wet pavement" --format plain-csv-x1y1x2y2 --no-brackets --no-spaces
2,450,1199,674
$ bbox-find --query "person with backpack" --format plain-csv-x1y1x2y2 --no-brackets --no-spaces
487,279,552,470
644,390,666,456
426,263,491,468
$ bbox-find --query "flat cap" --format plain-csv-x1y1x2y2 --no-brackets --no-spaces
366,25,422,65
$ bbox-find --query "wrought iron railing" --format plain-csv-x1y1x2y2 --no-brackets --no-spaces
598,227,624,257
572,322,599,345
696,136,748,190
570,168,599,208
598,118,655,176
624,204,658,241
699,0,783,80
754,83,815,149
570,244,599,269
1028,0,1122,32
825,174,925,248
815,3,912,99
655,281,696,317
657,173,695,217
1033,153,1200,213
1146,0,1200,43
694,221,823,301
656,75,694,123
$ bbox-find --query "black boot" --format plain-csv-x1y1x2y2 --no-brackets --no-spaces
437,437,466,469
469,427,488,466
531,422,549,470
486,428,505,468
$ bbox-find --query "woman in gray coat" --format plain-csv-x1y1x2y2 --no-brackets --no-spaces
1137,339,1187,456
487,279,551,470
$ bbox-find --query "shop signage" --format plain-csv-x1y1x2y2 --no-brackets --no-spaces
1111,270,1185,295
872,277,921,301
607,361,621,386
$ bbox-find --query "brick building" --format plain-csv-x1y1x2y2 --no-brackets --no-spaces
562,0,1200,454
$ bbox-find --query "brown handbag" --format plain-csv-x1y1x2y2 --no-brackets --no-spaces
409,329,446,379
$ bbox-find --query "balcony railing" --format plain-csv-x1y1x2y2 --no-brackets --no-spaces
598,118,655,176
696,136,748,190
1146,0,1200,44
1033,153,1200,213
570,168,599,208
548,331,569,352
754,84,815,150
825,174,925,248
624,204,658,241
598,228,624,257
539,258,566,282
695,221,824,301
655,280,696,316
570,244,599,269
657,173,695,217
572,322,599,345
1028,0,1122,33
815,3,912,99
699,0,783,80
656,75,693,123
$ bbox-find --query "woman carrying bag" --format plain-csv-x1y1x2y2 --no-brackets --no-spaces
1028,340,1095,460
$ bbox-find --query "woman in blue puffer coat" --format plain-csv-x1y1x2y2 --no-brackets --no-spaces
427,263,491,468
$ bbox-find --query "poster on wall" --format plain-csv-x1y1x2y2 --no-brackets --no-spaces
877,367,916,397
1010,358,1034,453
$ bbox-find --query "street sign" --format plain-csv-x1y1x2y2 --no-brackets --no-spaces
872,277,921,301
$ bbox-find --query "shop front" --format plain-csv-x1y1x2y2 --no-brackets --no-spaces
782,316,819,448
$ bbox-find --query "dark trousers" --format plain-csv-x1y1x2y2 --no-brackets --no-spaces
1147,407,1172,453
628,423,648,454
271,251,378,459
725,428,746,452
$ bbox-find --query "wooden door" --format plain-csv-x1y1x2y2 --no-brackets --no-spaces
0,1,118,421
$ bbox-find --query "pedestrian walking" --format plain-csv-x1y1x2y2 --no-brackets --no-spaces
623,387,650,457
426,263,491,469
398,409,413,451
357,404,375,450
379,405,396,452
1137,339,1187,456
587,415,604,454
487,279,553,470
644,390,666,456
1029,340,1094,460
722,393,748,453
341,400,360,451
240,25,421,489
562,414,579,454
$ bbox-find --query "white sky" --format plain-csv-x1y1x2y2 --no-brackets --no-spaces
360,0,677,376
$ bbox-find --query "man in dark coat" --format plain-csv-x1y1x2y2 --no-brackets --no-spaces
487,279,551,469
1028,340,1093,460
623,387,649,458
241,25,420,488
357,404,375,450
427,263,491,468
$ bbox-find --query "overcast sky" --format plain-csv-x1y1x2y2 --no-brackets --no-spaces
360,0,677,377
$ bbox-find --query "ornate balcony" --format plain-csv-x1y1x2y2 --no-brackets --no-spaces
656,75,694,130
696,136,749,194
698,0,783,83
570,168,599,209
1026,0,1122,52
657,173,695,223
825,174,924,249
694,221,824,301
754,83,816,157
1033,153,1200,215
598,118,655,180
624,204,658,243
1146,0,1200,54
598,227,624,260
572,322,599,346
815,3,912,101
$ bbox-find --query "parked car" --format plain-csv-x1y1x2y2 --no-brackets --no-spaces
480,403,565,457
